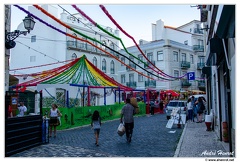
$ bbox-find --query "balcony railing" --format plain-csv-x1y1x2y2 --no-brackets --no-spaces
181,80,191,87
193,28,204,34
197,63,205,70
144,61,155,68
193,45,204,52
198,81,205,88
126,81,137,88
126,63,136,71
180,61,190,69
145,80,156,88
66,41,118,56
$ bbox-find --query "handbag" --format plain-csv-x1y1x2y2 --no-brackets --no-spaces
117,123,125,136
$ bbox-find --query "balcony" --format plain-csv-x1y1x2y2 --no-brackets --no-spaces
67,41,119,56
180,61,190,69
197,63,205,70
181,80,191,88
198,81,205,88
145,80,156,88
193,45,204,52
144,60,155,68
126,63,136,71
126,81,137,88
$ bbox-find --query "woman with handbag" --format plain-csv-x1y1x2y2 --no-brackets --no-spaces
195,97,205,123
48,103,62,138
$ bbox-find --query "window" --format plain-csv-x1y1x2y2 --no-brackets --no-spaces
129,56,134,63
174,70,179,77
182,71,187,76
102,59,106,73
110,43,114,54
31,35,36,42
72,53,77,60
138,55,143,63
173,51,178,62
93,57,97,67
138,74,144,82
121,74,125,83
102,40,106,50
181,53,186,61
121,57,125,66
129,74,134,82
199,57,205,63
157,51,163,61
110,60,115,74
93,38,98,52
30,56,36,62
72,33,77,47
147,52,153,61
190,55,194,64
198,39,203,46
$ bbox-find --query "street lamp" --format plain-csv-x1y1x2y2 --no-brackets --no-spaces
5,15,35,49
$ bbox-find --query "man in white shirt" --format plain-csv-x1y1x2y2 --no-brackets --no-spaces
18,102,27,117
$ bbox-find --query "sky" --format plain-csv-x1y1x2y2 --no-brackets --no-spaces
10,4,201,48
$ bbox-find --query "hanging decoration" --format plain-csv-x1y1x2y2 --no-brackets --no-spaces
71,5,178,81
13,55,132,90
99,4,187,79
32,5,174,81
14,5,156,81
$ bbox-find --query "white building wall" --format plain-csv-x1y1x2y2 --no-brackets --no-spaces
10,5,120,106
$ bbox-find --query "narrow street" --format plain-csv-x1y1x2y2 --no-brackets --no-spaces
11,114,183,157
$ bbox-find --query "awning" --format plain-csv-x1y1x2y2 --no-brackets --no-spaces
9,74,19,86
216,5,235,38
188,90,206,94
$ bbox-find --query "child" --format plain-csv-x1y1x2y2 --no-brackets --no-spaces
91,110,101,146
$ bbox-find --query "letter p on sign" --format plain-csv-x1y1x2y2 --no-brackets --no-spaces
187,72,195,80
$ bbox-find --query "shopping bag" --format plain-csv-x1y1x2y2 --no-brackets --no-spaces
117,123,125,136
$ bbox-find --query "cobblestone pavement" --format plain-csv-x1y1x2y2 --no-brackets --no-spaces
10,114,184,157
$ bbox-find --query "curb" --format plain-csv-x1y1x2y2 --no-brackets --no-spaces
174,122,188,157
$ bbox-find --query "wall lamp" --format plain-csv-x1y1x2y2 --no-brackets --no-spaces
5,15,35,49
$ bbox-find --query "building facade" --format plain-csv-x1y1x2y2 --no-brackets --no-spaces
10,5,120,106
118,19,205,92
201,5,235,154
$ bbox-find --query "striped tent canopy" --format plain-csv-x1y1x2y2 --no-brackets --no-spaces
14,55,132,91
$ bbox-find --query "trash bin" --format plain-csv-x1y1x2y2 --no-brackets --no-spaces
42,117,49,144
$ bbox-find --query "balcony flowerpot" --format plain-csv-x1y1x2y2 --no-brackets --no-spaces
222,122,229,142
205,115,212,131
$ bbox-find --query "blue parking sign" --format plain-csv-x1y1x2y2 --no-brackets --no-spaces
187,72,195,80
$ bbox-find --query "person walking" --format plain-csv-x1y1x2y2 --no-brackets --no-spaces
91,110,101,146
18,102,27,117
195,97,205,123
120,98,136,143
187,98,193,122
150,99,155,115
159,100,164,114
191,96,197,122
48,103,61,138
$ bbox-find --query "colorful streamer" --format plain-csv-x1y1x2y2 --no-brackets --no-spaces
28,4,155,80
71,5,176,80
99,4,187,79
